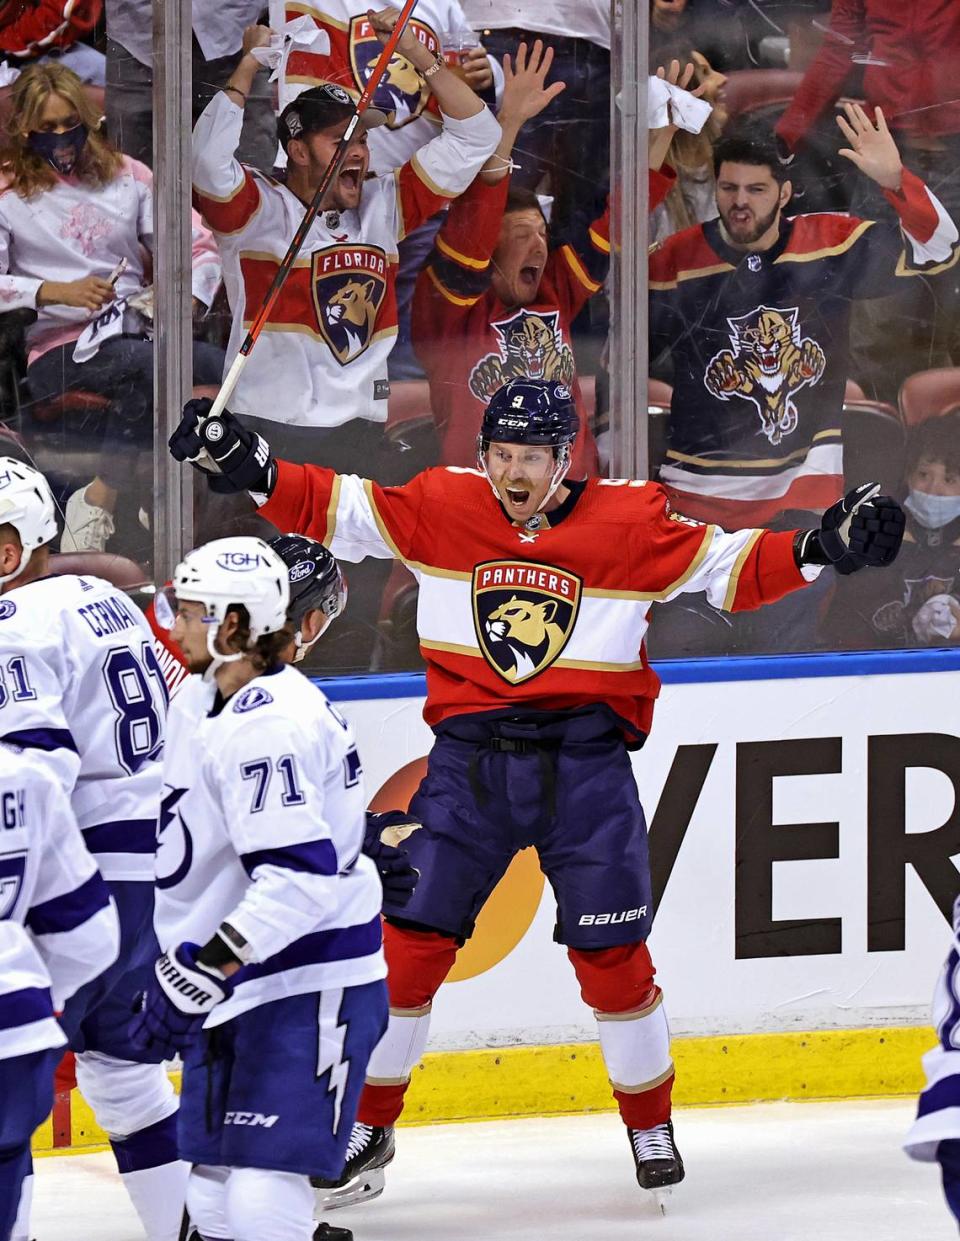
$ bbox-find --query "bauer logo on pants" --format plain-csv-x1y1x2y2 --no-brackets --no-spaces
312,245,387,366
473,561,582,684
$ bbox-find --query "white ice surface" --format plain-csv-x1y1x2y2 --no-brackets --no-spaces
32,1099,954,1241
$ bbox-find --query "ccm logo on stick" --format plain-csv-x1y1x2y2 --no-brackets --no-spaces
579,907,648,927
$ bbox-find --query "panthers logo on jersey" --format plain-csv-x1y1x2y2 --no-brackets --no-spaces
348,14,440,129
703,304,826,446
312,244,388,365
469,309,576,403
473,560,582,684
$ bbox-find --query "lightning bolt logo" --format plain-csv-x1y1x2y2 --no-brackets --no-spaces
317,989,351,1135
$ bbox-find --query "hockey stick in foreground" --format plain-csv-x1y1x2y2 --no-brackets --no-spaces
203,0,420,425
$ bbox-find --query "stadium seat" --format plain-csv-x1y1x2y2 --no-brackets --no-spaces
841,400,905,494
898,368,960,426
722,70,804,125
49,550,150,590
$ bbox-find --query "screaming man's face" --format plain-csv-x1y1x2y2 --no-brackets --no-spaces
492,209,549,306
484,441,557,523
290,118,371,211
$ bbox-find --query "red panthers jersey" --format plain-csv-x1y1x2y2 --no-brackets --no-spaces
260,461,814,738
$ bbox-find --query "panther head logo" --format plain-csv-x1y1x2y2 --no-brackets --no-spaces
312,247,387,366
704,304,826,446
469,310,576,402
473,561,582,684
350,15,434,128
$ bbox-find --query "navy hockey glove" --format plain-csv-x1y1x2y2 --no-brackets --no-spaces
794,483,905,576
169,398,276,496
129,942,233,1057
363,811,421,907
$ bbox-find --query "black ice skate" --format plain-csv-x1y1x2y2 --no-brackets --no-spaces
312,1123,396,1211
628,1119,685,1209
314,1223,354,1241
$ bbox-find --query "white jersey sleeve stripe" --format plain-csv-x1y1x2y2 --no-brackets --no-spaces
240,840,339,878
25,871,112,936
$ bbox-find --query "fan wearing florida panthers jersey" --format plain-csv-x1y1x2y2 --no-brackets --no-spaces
191,8,500,446
171,378,905,1211
133,537,387,1241
649,108,960,532
905,894,960,1228
0,459,184,1241
0,744,119,1241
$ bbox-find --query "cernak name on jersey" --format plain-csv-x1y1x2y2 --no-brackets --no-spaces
75,592,142,639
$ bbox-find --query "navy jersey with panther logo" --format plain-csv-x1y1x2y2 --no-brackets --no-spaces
649,169,959,529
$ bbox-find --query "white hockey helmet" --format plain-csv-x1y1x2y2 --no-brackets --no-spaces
0,457,58,585
173,537,291,665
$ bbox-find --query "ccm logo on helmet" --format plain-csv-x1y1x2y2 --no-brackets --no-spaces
215,551,266,572
289,560,315,583
578,906,648,927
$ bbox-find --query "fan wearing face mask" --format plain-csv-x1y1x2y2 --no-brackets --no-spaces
826,408,960,648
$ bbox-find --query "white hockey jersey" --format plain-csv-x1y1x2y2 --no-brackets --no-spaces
269,0,503,173
0,744,119,1061
0,157,221,364
0,575,167,882
192,91,500,427
154,665,385,1027
905,895,960,1161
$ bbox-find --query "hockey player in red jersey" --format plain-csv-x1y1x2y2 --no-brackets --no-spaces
169,378,905,1208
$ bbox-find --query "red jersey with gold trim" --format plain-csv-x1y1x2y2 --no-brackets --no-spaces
649,169,959,529
259,459,817,738
272,0,484,172
412,170,674,475
191,90,500,428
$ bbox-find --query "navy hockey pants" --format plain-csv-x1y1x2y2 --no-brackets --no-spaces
0,1046,61,1241
387,707,654,950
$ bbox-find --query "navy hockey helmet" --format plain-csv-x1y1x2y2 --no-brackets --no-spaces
479,378,579,452
478,379,579,512
268,533,346,661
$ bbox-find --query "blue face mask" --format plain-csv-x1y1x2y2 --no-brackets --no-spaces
27,123,88,175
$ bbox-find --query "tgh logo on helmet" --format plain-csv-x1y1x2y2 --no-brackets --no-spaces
215,551,265,572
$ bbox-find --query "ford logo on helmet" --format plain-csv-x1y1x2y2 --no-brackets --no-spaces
289,560,315,583
215,551,264,572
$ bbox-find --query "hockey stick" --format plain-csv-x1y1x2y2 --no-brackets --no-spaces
205,0,420,423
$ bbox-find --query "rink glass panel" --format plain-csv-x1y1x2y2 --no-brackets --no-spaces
145,3,960,672
643,0,960,660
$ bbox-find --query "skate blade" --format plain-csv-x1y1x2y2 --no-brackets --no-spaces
316,1167,385,1212
651,1185,674,1215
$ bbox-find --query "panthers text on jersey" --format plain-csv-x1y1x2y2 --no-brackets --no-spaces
269,0,495,173
649,169,960,529
154,664,385,1027
259,460,819,739
0,744,118,1061
0,575,167,882
191,91,500,428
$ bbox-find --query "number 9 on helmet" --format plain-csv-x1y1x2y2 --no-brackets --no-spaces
477,378,579,510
